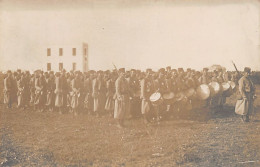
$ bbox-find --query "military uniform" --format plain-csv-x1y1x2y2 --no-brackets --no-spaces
237,72,255,121
114,70,129,122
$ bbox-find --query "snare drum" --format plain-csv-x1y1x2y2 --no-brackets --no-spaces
150,92,163,106
162,92,175,104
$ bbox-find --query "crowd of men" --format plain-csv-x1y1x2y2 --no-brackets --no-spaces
3,66,250,127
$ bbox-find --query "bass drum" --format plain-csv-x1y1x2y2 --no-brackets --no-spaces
184,88,196,99
162,92,175,104
196,84,211,100
175,92,186,102
228,81,237,90
222,82,232,97
208,82,222,97
150,92,163,106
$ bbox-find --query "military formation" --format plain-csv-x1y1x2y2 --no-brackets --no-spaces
3,66,256,127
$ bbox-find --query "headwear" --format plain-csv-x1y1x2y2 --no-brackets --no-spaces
166,66,171,70
158,68,165,73
187,68,191,72
244,67,251,73
178,68,184,72
146,68,152,73
118,68,125,73
203,68,209,72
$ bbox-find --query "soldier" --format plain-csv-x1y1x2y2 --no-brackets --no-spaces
199,68,210,84
29,73,36,105
84,70,94,114
23,71,31,108
140,69,154,124
114,68,129,128
55,72,64,114
153,68,167,122
4,71,13,109
17,74,25,109
92,71,106,117
127,69,141,118
34,71,46,112
71,72,81,115
237,67,256,122
105,72,116,117
45,72,55,112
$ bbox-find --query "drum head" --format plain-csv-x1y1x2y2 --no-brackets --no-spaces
163,92,175,100
209,82,221,96
222,82,231,92
150,92,161,102
175,92,185,101
228,81,236,89
185,88,195,98
196,84,210,100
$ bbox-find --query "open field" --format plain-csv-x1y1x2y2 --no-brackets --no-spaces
0,84,260,166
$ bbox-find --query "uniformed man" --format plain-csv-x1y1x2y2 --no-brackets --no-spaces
55,72,64,113
45,72,55,112
92,70,106,117
140,69,154,124
127,69,141,118
71,72,81,115
4,71,13,109
17,74,25,109
104,72,116,117
34,70,46,112
237,67,256,122
199,68,210,84
83,71,94,114
114,68,129,128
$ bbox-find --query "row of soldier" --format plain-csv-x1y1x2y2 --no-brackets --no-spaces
3,67,240,127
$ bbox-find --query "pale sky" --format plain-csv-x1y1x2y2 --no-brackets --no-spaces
0,0,260,71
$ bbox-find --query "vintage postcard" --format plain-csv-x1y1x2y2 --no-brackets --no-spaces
0,0,259,166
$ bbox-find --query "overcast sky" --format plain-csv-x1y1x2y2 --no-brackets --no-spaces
0,0,259,71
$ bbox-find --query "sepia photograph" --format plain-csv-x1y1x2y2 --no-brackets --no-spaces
0,0,260,166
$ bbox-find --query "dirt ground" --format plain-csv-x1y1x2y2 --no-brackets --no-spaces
0,85,260,167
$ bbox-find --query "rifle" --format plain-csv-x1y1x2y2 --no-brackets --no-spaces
112,62,119,75
231,60,241,77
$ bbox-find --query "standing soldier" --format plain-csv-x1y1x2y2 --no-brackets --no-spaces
114,68,129,128
55,72,64,114
34,71,46,112
23,71,31,108
199,68,210,84
236,67,256,122
4,71,13,109
71,72,81,115
105,72,116,117
84,71,94,114
17,74,25,109
46,72,55,112
92,71,106,117
154,68,167,122
127,69,140,118
140,69,154,124
30,73,36,106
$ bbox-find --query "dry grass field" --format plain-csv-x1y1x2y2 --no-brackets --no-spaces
0,77,260,166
